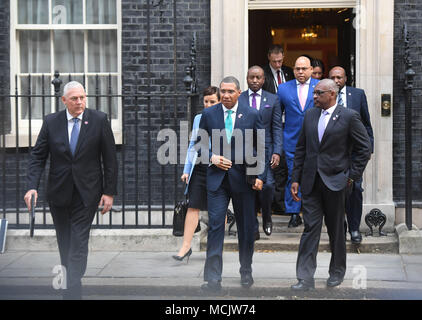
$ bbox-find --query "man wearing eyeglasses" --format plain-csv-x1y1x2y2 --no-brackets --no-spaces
277,56,319,228
290,79,371,291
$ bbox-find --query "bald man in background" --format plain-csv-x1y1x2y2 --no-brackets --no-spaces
277,56,319,228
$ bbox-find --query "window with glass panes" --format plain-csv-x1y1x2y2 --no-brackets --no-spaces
12,0,120,125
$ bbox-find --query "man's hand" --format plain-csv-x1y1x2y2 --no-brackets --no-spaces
211,154,232,171
98,194,114,215
181,173,189,184
24,189,38,212
270,154,281,169
290,182,301,202
253,178,263,191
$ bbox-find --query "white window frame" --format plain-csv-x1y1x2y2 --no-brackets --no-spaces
7,0,122,147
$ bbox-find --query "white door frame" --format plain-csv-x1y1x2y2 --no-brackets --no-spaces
210,0,395,231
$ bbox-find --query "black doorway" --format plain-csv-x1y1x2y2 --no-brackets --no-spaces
249,8,356,85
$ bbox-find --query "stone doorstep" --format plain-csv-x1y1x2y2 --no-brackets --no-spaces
3,225,398,253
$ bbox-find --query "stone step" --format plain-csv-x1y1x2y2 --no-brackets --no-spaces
220,232,399,254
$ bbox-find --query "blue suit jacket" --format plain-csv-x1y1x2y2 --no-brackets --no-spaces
277,78,319,153
344,86,374,153
198,102,265,192
239,90,282,182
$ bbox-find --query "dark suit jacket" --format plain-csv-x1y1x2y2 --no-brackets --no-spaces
27,108,118,207
238,89,282,182
344,86,374,152
291,106,371,196
198,102,265,192
262,64,294,94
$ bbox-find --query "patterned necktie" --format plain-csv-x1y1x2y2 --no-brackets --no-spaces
251,92,258,109
338,91,344,107
318,110,329,142
277,70,282,85
299,83,307,110
69,118,80,155
225,110,233,143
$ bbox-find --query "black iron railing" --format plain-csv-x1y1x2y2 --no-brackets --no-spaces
0,33,199,230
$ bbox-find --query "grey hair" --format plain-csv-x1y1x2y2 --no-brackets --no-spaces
319,79,339,95
220,76,240,90
63,81,85,97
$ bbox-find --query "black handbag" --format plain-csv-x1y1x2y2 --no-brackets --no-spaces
172,198,201,237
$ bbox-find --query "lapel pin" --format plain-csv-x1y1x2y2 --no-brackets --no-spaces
263,97,267,102
238,114,243,119
84,121,88,125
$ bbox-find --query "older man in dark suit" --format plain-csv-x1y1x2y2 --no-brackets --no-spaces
198,76,265,293
329,66,374,244
239,66,282,238
290,79,371,291
24,81,118,299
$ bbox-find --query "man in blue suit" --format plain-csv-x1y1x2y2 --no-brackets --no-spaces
198,76,265,293
277,56,319,228
239,66,282,238
329,66,374,244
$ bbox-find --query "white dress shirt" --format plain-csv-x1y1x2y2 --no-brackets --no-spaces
222,103,238,128
66,109,83,142
248,88,262,110
338,87,348,108
270,65,285,89
296,78,311,101
319,104,338,130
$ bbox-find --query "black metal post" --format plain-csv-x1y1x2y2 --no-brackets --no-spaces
51,71,62,112
403,23,415,231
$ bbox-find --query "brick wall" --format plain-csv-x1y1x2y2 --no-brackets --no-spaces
393,0,422,204
0,0,211,211
0,0,10,134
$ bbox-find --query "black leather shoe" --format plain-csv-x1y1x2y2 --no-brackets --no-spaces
240,274,254,289
254,231,260,241
327,276,344,288
262,216,272,236
201,280,222,293
350,231,362,244
291,279,315,291
288,214,302,228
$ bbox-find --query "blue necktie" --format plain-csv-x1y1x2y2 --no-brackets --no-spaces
318,110,329,142
338,92,344,107
225,110,233,143
69,118,80,155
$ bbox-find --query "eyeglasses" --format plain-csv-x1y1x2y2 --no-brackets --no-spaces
294,67,310,72
313,90,330,96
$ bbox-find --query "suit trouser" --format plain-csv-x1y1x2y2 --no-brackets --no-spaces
271,152,288,213
296,174,347,281
50,187,97,298
254,166,275,232
284,150,302,214
345,179,363,232
204,175,256,282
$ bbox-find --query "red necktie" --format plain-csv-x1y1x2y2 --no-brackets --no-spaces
277,70,282,85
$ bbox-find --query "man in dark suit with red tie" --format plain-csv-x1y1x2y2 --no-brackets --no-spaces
198,76,264,293
24,81,118,299
262,45,293,217
239,66,282,239
329,66,374,244
290,79,371,291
